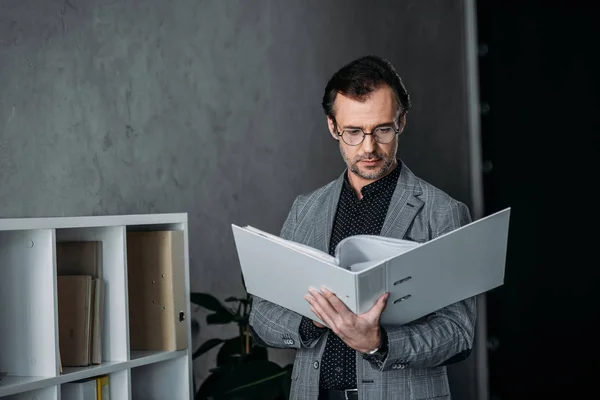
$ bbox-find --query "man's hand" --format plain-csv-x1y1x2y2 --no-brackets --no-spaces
304,287,389,353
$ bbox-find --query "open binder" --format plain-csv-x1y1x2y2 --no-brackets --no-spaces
232,208,510,326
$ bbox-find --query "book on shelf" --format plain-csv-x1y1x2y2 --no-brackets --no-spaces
56,241,104,367
232,208,511,326
96,375,110,400
126,230,188,352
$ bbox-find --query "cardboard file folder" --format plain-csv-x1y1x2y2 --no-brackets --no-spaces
126,230,188,351
56,241,104,366
232,208,510,327
57,275,93,367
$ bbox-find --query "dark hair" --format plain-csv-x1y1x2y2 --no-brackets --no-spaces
321,55,411,120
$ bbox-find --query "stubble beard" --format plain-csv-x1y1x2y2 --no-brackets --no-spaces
340,140,398,180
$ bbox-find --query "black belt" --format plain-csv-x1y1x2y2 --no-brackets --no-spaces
319,388,358,400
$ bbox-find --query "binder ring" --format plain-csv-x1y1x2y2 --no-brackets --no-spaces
393,276,412,285
393,294,412,304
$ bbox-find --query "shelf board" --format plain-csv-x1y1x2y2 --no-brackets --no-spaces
129,350,189,368
0,213,187,231
60,361,129,384
0,375,52,397
0,352,189,397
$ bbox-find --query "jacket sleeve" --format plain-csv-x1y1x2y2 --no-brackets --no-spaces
371,200,478,371
248,196,323,349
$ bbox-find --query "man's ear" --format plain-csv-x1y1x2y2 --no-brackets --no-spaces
327,117,339,140
398,113,407,134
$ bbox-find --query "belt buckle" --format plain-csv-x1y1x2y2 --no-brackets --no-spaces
344,388,358,400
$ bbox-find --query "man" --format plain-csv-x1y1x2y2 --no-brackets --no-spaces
249,55,476,400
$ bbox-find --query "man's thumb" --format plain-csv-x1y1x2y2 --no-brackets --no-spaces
369,292,389,316
378,292,390,311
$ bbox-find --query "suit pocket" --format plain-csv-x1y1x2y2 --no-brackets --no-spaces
408,369,450,399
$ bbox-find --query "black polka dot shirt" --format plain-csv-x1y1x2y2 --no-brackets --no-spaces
299,162,401,390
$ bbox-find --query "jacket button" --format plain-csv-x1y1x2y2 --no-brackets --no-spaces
313,361,319,369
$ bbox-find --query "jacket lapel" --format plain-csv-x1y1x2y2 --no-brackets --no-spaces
380,162,424,239
311,161,423,250
311,173,344,253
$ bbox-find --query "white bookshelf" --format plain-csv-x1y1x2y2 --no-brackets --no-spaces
0,214,193,400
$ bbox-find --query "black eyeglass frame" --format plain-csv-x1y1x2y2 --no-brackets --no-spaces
333,113,405,146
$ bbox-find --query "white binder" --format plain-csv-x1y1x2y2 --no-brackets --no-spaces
232,208,510,327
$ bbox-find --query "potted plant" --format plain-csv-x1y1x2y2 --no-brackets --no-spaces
191,283,292,400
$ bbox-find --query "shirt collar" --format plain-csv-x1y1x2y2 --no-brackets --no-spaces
343,160,401,197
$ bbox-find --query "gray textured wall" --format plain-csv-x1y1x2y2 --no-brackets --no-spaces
0,0,477,398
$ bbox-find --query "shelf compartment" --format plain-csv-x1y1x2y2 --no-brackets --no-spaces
60,369,130,400
0,229,58,378
1,385,58,400
125,228,189,353
55,226,129,364
0,376,55,398
130,354,190,400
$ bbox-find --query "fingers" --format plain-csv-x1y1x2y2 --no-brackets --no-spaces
320,287,352,317
306,293,334,328
305,287,343,328
309,304,328,327
307,288,338,316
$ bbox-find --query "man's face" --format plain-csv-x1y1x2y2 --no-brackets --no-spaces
328,85,405,182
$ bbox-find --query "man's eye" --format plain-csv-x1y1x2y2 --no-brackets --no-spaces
345,130,363,136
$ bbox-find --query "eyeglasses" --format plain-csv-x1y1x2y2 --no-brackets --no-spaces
334,114,403,146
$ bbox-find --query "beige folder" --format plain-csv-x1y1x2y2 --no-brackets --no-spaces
56,241,104,365
126,230,188,351
57,275,93,367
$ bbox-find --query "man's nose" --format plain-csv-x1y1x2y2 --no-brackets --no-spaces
360,134,376,153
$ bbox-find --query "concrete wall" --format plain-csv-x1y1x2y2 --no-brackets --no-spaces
0,0,479,398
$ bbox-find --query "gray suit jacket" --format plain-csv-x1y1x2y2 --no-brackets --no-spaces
249,161,477,400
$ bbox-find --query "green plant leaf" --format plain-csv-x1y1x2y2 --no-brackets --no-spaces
207,311,235,325
191,316,201,336
281,364,293,399
224,296,251,306
195,369,223,400
232,315,249,324
191,293,228,313
218,355,243,369
193,338,224,360
217,337,243,366
245,345,268,362
210,360,288,400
